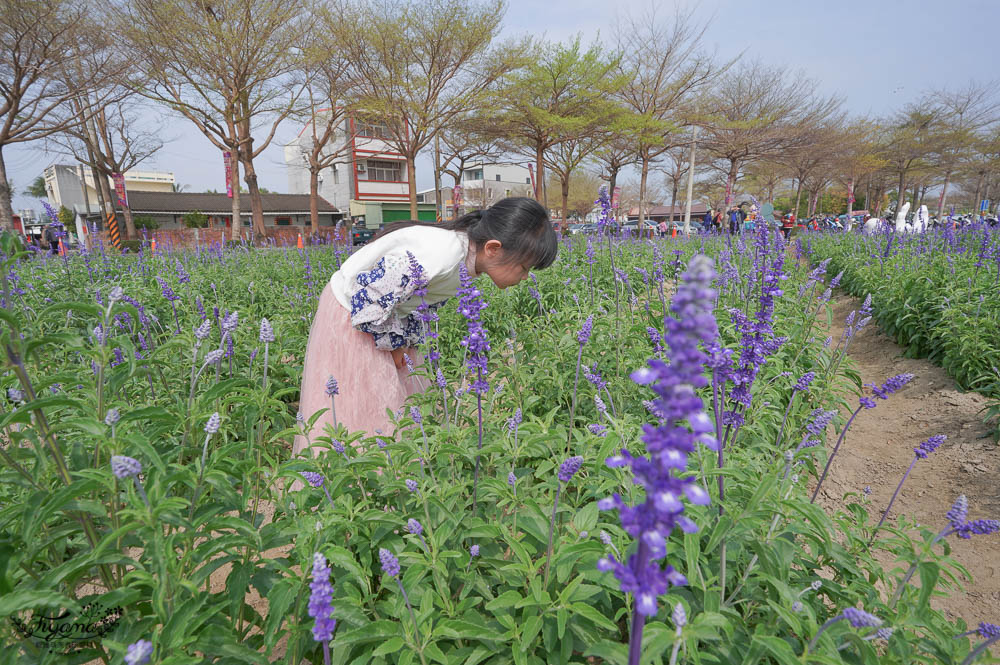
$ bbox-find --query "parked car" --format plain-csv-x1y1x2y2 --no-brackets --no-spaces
352,224,377,245
568,223,599,235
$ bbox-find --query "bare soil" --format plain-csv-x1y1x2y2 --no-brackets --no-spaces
815,292,1000,628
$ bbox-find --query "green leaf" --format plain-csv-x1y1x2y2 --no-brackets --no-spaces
0,589,79,618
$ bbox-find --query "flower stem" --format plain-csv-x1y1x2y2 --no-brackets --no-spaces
960,634,1000,665
396,578,426,665
626,540,650,665
567,343,584,453
472,369,483,511
811,405,863,504
868,455,918,547
543,484,561,588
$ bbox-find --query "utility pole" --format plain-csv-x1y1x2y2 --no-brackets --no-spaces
682,121,699,235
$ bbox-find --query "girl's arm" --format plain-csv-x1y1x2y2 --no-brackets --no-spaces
346,251,426,353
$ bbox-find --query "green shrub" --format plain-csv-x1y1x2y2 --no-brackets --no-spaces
133,214,159,230
182,209,208,228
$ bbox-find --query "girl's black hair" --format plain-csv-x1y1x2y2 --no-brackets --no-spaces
373,197,558,269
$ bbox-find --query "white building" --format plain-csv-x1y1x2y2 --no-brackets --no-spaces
43,164,176,218
285,113,436,227
456,161,534,212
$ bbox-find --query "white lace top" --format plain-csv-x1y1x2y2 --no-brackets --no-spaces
329,226,478,349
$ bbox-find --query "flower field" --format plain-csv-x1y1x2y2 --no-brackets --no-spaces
809,225,1000,438
0,220,998,665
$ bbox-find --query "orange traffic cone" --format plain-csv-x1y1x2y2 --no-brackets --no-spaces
671,227,677,238
151,238,157,253
58,239,66,256
297,233,304,249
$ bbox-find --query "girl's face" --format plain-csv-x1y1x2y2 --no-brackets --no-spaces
477,239,533,289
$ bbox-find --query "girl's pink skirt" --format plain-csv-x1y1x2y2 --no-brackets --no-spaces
292,284,429,460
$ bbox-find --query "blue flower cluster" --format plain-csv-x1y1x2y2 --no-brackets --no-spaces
597,255,719,616
457,265,489,395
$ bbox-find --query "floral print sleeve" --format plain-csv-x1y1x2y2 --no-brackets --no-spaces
347,252,424,350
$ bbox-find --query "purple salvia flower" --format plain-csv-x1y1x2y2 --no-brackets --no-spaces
204,412,220,434
194,319,211,341
105,408,120,426
405,479,418,493
594,394,607,416
597,254,719,631
508,471,516,488
308,552,337,642
507,408,522,433
978,622,1000,639
588,423,608,437
869,373,914,400
259,318,275,343
470,544,479,557
956,519,1000,539
578,315,594,345
914,434,946,459
379,548,400,577
111,455,142,479
558,456,583,483
409,407,422,424
332,440,345,454
793,371,815,392
842,607,883,628
435,369,447,389
325,376,339,396
407,519,423,535
124,640,153,665
947,495,969,527
301,471,325,488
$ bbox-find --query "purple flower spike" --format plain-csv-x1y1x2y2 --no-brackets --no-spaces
793,371,815,392
204,412,221,434
956,519,1000,539
301,471,325,487
410,407,422,424
588,423,608,437
111,455,142,479
332,440,345,454
978,622,1000,639
259,318,275,343
308,552,337,642
947,495,969,527
869,373,914,400
379,548,400,577
124,639,153,665
914,434,946,459
842,607,882,628
558,456,583,483
508,471,516,487
105,408,120,426
325,376,339,396
407,518,423,535
405,479,418,493
470,544,479,557
578,315,594,346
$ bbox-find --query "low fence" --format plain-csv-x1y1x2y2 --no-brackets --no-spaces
89,225,349,252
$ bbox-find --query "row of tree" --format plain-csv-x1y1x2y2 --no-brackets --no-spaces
2,0,998,240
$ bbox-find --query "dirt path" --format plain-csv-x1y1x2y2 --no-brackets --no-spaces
815,292,1000,628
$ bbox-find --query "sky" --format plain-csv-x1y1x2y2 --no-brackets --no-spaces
8,0,1000,215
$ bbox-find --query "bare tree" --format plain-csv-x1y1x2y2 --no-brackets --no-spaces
544,134,607,225
50,93,164,238
334,0,521,219
882,102,942,211
0,0,119,230
614,6,718,231
829,118,885,225
439,116,505,188
929,80,1000,217
116,0,311,237
700,60,841,217
593,135,638,218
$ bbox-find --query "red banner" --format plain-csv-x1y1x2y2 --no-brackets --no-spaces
223,152,233,198
112,173,128,207
611,186,621,210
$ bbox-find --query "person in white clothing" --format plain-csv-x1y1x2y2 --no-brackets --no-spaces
293,197,557,458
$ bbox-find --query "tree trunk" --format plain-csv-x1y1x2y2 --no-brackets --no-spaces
917,184,927,210
434,134,443,222
896,168,906,211
560,174,571,229
808,189,819,217
607,167,620,222
725,161,738,209
670,182,678,224
936,171,951,219
309,167,320,235
793,178,803,219
241,155,267,238
406,156,418,219
638,155,650,235
121,204,137,241
535,142,546,207
845,178,854,230
99,173,118,232
0,146,14,232
229,152,242,240
972,172,984,217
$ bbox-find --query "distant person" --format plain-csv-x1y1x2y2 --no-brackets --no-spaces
728,206,741,234
658,220,668,237
781,213,795,240
702,208,714,232
44,223,59,255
